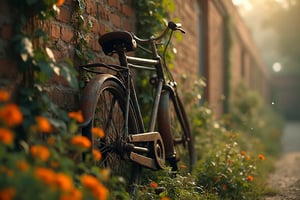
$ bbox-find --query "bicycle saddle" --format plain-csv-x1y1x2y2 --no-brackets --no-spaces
99,31,137,55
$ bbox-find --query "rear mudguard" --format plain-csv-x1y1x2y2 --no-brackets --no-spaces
80,74,125,128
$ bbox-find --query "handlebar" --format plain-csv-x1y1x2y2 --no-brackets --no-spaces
132,21,185,44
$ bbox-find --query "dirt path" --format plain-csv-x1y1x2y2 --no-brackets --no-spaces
265,121,300,200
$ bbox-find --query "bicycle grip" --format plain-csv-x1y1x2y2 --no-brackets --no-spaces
168,21,186,34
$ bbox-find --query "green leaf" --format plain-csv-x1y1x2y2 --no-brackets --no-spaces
60,64,79,90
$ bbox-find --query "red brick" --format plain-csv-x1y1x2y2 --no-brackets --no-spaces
110,12,121,27
61,26,74,43
51,23,60,39
56,6,71,23
98,4,110,21
122,4,134,17
85,0,97,15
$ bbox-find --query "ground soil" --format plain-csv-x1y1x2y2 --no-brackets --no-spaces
264,121,300,200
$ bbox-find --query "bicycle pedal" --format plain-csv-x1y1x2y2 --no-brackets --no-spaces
128,132,165,169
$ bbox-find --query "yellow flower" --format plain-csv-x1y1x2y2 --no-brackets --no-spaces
258,154,265,160
35,116,52,133
0,90,9,102
0,187,15,200
55,173,73,192
30,145,51,161
0,128,14,145
56,0,65,6
93,149,102,161
0,103,23,127
71,135,91,149
247,175,254,182
92,127,105,138
68,111,84,123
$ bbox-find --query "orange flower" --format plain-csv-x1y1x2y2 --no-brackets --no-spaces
50,161,60,168
55,173,73,192
246,156,250,161
47,137,56,145
35,167,56,186
56,0,65,6
247,175,253,182
240,150,246,156
93,149,102,161
35,116,52,133
179,164,187,169
60,188,82,200
0,90,9,102
227,159,233,164
100,169,110,181
68,111,84,123
0,128,14,145
16,160,29,172
30,145,51,161
258,154,265,160
161,197,170,200
0,187,15,200
92,127,105,138
0,103,23,127
71,135,91,149
150,181,158,189
81,174,108,200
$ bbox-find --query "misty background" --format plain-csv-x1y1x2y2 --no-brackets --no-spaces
233,0,300,120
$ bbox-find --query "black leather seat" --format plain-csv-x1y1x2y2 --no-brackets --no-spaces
98,31,136,55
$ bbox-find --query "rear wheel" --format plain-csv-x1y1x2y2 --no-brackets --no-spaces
82,79,142,189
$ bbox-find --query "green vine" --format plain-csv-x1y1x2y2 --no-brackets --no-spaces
134,0,176,125
74,0,95,65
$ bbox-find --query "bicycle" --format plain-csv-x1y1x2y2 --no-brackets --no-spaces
79,21,196,191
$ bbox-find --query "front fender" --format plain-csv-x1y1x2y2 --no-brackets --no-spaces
80,74,124,127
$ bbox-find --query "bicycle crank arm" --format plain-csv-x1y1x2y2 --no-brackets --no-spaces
128,132,165,169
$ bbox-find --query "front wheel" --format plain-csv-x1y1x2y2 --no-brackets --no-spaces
158,90,195,172
81,78,142,190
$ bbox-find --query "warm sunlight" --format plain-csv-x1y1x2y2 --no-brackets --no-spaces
232,0,253,11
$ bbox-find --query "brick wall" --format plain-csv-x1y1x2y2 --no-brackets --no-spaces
0,0,270,117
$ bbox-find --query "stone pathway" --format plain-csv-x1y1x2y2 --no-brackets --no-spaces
265,121,300,200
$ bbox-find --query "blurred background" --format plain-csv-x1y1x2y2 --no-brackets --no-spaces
233,0,300,120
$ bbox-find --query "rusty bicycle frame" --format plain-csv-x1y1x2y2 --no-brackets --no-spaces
80,21,194,172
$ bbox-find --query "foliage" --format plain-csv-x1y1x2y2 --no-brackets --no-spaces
0,1,113,200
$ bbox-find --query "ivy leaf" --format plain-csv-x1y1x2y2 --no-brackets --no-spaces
60,64,79,90
20,37,34,62
38,60,55,78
